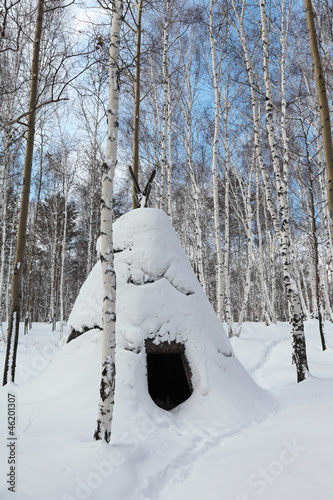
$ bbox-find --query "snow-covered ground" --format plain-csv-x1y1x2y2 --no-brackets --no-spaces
1,209,332,499
0,319,332,500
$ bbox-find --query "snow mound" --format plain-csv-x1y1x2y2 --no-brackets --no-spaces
68,208,274,428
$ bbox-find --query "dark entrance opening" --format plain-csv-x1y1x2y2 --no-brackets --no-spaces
146,341,193,411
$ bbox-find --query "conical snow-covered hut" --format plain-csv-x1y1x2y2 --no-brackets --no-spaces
68,208,273,427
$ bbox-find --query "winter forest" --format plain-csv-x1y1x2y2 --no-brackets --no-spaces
1,0,333,497
1,0,333,340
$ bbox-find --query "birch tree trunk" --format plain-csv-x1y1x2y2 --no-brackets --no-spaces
81,76,104,278
56,110,68,340
231,0,308,381
300,121,326,347
317,143,333,295
176,32,206,291
49,200,59,330
308,166,325,349
94,0,123,443
259,0,308,381
236,157,255,334
24,145,43,335
0,130,11,339
6,225,15,323
304,0,333,247
132,0,143,209
167,79,173,219
3,0,45,386
87,182,95,277
224,164,233,337
159,0,170,212
209,0,223,322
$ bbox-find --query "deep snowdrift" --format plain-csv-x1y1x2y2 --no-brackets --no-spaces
0,321,333,500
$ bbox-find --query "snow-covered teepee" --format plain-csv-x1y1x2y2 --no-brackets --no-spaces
68,208,274,430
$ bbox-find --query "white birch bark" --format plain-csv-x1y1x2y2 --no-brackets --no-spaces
222,34,233,336
0,42,24,338
231,0,308,380
83,78,103,278
293,247,310,319
146,46,161,206
209,0,223,322
224,164,233,336
259,0,308,380
280,0,291,199
300,118,326,347
0,131,10,337
87,187,95,277
159,0,170,212
56,111,68,340
94,0,123,443
236,157,255,334
49,207,57,329
60,183,68,339
6,227,14,323
191,170,205,291
255,166,274,324
317,142,333,280
167,79,173,219
177,33,206,291
263,188,277,324
321,273,333,321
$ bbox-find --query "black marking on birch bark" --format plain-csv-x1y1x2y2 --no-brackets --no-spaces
100,379,110,401
105,267,116,275
94,420,111,442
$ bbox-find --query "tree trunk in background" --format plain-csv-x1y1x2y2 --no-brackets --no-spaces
24,145,43,335
222,57,233,337
167,79,173,219
236,159,254,335
50,198,61,331
304,0,333,250
56,110,68,340
309,169,326,349
209,0,223,322
0,130,10,341
59,178,68,339
317,143,333,313
5,222,16,324
132,0,143,209
3,0,45,386
159,0,170,212
231,0,308,382
50,232,56,328
259,0,308,382
94,0,123,443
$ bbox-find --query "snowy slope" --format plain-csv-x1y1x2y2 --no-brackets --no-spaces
167,320,333,500
0,321,332,499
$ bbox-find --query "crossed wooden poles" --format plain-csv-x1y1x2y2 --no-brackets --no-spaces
129,166,156,208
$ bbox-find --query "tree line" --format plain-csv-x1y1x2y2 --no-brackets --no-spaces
1,0,333,389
